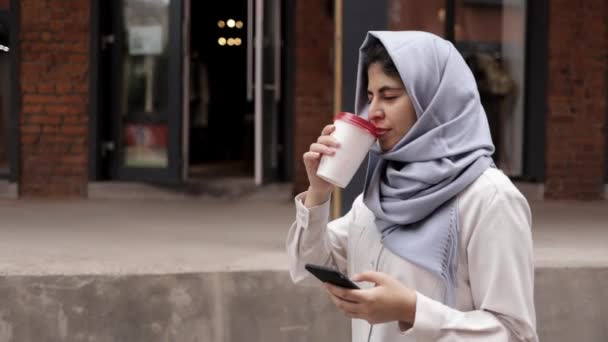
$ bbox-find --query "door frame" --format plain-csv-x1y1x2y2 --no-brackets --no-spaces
254,0,264,184
254,0,285,185
338,0,388,215
522,0,548,182
0,1,21,184
89,0,102,181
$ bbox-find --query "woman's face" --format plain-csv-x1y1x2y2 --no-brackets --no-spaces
367,62,417,152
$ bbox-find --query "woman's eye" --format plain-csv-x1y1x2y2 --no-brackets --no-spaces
384,96,397,101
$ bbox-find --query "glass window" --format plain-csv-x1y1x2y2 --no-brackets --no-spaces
121,0,171,168
454,0,527,176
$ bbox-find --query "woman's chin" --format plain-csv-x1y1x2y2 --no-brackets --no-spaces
378,141,394,152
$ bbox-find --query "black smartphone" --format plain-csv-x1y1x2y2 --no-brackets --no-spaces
304,263,360,289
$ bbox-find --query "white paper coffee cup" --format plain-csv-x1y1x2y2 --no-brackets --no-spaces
317,112,378,188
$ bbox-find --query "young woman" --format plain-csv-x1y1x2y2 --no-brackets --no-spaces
287,31,537,342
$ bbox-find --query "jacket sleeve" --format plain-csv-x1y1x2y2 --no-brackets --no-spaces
405,190,538,342
286,191,354,286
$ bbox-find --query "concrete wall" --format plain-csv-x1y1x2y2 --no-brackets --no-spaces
0,268,606,341
0,271,349,342
535,267,608,341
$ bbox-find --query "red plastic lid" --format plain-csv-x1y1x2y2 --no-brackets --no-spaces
334,112,379,138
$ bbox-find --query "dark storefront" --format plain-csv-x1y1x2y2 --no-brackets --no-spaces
90,0,293,186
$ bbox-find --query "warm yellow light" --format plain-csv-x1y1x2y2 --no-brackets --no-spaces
236,21,244,29
234,38,242,46
227,38,235,46
227,19,236,28
218,37,227,46
218,20,226,28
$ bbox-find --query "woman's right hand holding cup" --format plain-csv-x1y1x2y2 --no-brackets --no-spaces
303,124,340,207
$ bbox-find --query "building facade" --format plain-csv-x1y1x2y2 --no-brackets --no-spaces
0,0,606,203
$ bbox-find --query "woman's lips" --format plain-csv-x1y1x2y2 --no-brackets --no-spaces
375,128,390,138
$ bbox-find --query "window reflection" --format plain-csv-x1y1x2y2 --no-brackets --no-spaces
122,0,170,168
455,0,527,176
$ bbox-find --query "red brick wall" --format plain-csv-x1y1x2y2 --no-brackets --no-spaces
545,0,608,199
293,1,334,194
19,0,90,197
388,0,444,34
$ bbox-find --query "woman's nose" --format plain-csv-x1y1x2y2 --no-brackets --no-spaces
368,104,384,122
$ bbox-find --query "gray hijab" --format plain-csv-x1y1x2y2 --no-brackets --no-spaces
357,31,495,306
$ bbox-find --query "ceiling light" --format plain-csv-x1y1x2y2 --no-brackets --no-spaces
218,20,226,28
227,19,236,28
218,37,226,46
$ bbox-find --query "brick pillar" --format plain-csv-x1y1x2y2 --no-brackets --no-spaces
293,1,334,195
545,0,608,199
19,0,90,197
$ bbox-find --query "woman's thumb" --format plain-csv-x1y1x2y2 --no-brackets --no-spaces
352,271,387,284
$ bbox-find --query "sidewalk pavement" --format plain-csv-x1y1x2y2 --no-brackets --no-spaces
0,182,606,275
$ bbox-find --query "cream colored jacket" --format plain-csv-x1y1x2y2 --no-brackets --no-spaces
286,168,538,342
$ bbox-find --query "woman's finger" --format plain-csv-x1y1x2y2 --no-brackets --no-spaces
321,124,336,136
309,143,336,155
325,283,363,303
317,135,340,148
303,151,321,162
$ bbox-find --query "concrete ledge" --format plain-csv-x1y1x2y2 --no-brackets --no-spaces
0,271,349,342
535,267,608,341
514,181,545,201
0,268,606,342
88,182,191,201
0,181,17,199
88,181,292,202
513,182,608,201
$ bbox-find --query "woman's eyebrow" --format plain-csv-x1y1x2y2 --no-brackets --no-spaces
368,86,404,94
379,86,404,92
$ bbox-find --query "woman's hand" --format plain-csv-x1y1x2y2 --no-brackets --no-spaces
302,124,340,206
324,271,417,325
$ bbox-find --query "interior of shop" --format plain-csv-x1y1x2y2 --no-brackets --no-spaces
188,0,253,179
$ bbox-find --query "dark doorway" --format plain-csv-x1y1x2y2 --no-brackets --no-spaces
188,1,253,179
0,11,11,179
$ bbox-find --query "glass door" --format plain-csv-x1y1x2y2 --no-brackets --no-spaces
0,10,10,179
111,0,183,183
